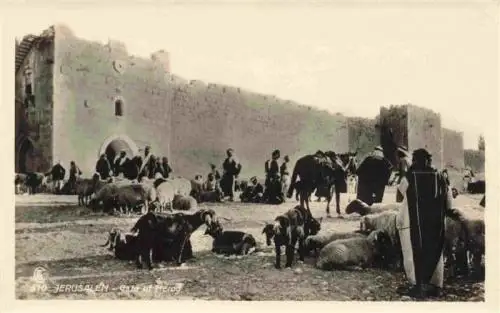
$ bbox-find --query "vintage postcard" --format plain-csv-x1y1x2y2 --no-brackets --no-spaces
2,0,498,311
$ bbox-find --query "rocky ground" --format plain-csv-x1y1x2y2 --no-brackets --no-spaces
15,187,485,301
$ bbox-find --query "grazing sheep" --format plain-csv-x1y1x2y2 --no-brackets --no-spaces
155,179,176,212
444,208,485,277
316,230,392,270
172,194,198,211
114,183,157,214
304,231,366,257
345,199,400,216
167,177,192,196
76,174,108,206
89,183,121,213
100,228,138,261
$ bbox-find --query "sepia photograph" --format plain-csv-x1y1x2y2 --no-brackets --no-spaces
6,0,496,305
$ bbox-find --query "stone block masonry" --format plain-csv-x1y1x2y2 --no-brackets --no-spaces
464,149,485,173
52,24,174,174
442,128,464,170
347,117,379,161
14,28,55,173
15,24,471,180
378,104,443,169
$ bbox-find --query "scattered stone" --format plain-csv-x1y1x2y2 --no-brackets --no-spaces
294,268,303,274
208,287,216,293
230,294,241,301
400,296,412,301
468,296,484,302
321,281,329,287
366,296,374,301
362,289,370,295
256,252,266,257
446,294,458,300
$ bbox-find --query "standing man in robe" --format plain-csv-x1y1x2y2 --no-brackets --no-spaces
356,146,392,205
95,154,112,180
138,146,154,180
67,161,82,193
396,148,449,298
113,150,129,177
159,157,173,179
396,146,411,202
46,160,66,194
280,155,291,199
220,148,242,202
263,149,283,204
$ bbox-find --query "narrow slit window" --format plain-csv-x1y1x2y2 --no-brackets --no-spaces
115,99,123,116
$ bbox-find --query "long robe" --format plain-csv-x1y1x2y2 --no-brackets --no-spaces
396,156,410,202
397,169,448,288
356,154,392,205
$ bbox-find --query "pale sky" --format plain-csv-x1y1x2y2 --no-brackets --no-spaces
7,2,498,149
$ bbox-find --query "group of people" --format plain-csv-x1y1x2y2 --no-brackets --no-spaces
39,140,476,300
42,145,174,194
238,149,291,204
94,146,173,181
358,144,459,298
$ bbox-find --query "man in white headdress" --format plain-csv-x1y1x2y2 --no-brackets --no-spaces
113,150,129,177
138,145,154,179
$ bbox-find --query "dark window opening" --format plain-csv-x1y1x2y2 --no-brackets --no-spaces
24,84,35,107
115,99,123,116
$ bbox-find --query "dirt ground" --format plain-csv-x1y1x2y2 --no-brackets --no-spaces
15,187,485,301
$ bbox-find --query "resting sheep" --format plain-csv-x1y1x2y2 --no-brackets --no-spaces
316,230,392,270
199,190,224,203
359,211,401,269
172,194,198,211
345,199,401,216
304,231,366,257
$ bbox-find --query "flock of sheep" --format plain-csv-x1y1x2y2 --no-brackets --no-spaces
16,169,485,284
90,169,484,283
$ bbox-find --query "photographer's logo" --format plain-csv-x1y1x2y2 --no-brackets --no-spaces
32,267,48,283
30,267,49,293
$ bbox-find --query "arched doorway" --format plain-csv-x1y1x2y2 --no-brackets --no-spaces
17,138,36,173
99,135,139,165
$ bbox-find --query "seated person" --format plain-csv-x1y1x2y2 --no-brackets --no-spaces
204,173,218,192
240,176,264,203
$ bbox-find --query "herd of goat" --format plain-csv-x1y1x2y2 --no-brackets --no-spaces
15,170,485,280
99,194,484,282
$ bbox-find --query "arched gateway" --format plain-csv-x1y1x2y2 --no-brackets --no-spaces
99,135,139,165
16,137,36,173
